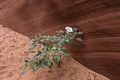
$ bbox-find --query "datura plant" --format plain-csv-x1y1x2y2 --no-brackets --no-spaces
22,26,83,74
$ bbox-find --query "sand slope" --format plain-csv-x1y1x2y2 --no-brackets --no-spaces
0,24,29,80
0,24,110,80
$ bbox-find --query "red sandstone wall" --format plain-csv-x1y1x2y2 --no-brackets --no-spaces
0,0,120,80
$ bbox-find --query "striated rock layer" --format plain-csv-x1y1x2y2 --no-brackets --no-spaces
0,0,120,80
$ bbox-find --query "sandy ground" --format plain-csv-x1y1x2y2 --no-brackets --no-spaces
0,24,110,80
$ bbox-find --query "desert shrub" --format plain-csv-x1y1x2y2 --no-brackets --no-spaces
22,26,83,74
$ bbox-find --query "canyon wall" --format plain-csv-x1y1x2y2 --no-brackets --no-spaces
0,0,120,80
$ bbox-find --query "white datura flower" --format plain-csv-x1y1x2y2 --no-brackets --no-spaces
65,26,73,32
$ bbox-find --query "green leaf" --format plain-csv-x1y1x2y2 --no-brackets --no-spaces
65,39,70,43
44,43,53,48
51,46,57,51
76,38,82,41
62,50,70,56
40,39,44,42
32,43,36,48
43,59,52,68
37,63,44,68
38,34,42,38
22,65,29,74
53,54,60,64
28,48,33,53
77,32,83,34
33,63,44,73
32,63,38,73
43,60,51,66
73,28,78,31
